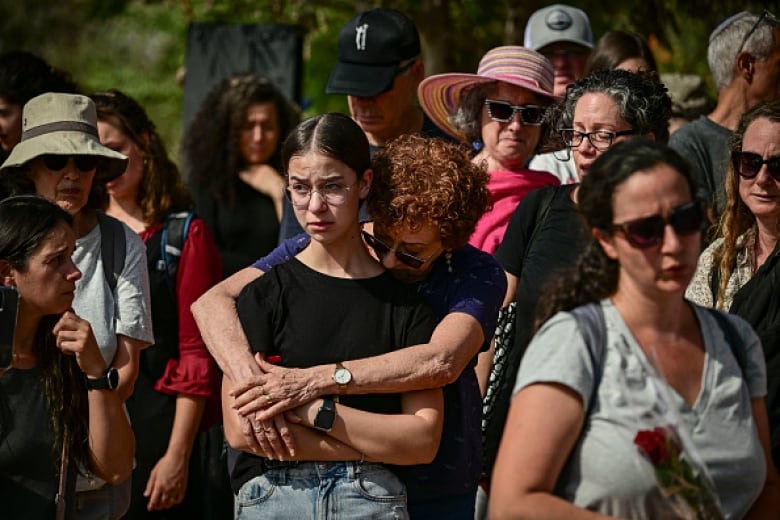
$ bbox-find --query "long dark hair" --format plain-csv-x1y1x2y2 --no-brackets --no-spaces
92,89,192,226
584,30,658,75
183,74,300,208
0,195,91,472
534,139,696,330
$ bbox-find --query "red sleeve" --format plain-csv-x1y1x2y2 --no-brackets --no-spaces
153,217,223,401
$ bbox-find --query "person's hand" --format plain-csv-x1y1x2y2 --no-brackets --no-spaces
52,310,106,377
242,413,297,460
238,164,285,197
144,451,189,511
239,165,285,220
231,354,320,420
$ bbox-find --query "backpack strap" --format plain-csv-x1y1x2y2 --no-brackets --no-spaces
704,308,747,375
159,211,195,294
570,302,607,411
96,213,126,294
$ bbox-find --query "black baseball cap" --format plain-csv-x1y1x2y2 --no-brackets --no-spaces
326,8,421,98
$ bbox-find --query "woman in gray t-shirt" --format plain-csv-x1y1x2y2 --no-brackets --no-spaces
490,139,779,518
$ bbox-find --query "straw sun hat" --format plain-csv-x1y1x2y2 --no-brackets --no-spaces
418,46,555,141
0,92,127,181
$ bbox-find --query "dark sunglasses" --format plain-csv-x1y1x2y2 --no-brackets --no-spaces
361,230,437,269
732,151,780,181
484,99,545,125
612,201,704,249
41,155,98,173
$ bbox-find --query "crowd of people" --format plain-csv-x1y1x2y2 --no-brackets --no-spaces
0,3,779,520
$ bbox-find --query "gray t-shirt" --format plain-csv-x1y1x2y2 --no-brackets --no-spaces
669,115,732,214
72,218,154,364
514,299,767,519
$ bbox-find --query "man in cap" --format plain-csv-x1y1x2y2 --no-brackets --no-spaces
524,4,594,185
523,4,594,98
670,10,780,216
278,7,448,240
326,7,445,151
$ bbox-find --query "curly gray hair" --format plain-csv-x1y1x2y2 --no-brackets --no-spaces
554,69,672,145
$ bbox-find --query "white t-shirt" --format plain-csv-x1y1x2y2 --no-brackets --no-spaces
514,299,767,519
528,151,579,185
72,217,153,364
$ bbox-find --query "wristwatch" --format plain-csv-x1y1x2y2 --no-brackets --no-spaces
313,398,337,433
332,362,352,393
84,367,119,391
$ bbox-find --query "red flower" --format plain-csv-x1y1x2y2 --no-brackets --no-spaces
634,425,724,519
634,427,669,465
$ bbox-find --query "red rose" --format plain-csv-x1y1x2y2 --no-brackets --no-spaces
634,427,668,465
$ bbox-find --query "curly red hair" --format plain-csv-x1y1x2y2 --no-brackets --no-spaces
368,135,490,249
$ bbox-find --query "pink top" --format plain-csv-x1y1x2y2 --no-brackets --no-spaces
469,168,560,254
140,217,223,428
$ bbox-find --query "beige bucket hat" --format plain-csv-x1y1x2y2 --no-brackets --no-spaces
0,92,127,181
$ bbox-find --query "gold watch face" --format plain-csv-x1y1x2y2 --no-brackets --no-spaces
334,367,352,385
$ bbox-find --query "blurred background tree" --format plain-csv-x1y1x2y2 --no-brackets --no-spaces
1,0,775,160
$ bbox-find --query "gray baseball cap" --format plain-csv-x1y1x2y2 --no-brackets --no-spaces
524,4,594,51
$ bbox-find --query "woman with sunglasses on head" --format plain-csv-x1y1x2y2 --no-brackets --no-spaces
0,195,135,518
0,92,153,519
417,46,560,255
91,90,223,518
687,99,780,470
224,114,443,519
479,69,672,489
490,138,779,518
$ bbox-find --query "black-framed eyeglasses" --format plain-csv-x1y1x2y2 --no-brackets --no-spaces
560,129,638,151
737,10,779,54
732,151,780,181
484,100,545,125
285,182,355,209
361,230,440,269
612,201,704,249
41,154,98,173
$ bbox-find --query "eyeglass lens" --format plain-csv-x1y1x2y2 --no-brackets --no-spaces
361,231,425,268
485,100,544,125
561,129,637,151
42,155,98,173
732,151,780,181
617,202,703,248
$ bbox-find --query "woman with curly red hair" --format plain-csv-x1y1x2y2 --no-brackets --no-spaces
193,133,507,518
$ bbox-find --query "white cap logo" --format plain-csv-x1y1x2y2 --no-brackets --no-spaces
355,24,369,51
545,9,573,31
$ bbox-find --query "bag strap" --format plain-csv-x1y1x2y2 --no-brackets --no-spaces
572,304,746,392
570,302,607,412
96,213,126,293
159,211,195,294
704,308,747,375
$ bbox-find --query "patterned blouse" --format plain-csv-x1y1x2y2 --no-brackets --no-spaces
686,227,755,310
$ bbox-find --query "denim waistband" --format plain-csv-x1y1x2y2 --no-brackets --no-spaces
262,460,382,479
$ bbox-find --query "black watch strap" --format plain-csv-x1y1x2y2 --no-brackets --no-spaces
313,398,337,432
84,367,119,391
